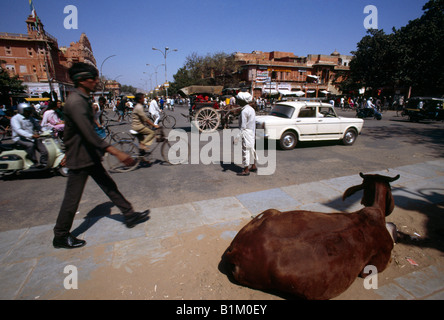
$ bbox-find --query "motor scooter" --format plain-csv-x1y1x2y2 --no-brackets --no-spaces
0,130,68,178
356,107,382,120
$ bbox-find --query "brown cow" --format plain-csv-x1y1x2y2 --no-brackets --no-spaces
222,173,400,300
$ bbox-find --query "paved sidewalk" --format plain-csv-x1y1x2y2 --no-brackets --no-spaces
0,160,443,300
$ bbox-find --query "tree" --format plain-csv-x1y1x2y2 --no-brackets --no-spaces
0,67,27,106
345,29,397,94
348,0,444,96
392,0,444,95
120,84,137,96
169,52,239,95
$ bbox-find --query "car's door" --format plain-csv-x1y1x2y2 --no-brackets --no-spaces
295,106,318,141
316,105,341,140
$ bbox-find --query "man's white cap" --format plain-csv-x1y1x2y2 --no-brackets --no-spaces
236,91,253,103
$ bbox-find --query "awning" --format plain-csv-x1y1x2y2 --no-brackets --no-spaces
179,85,223,96
320,90,330,94
307,75,319,79
294,91,306,96
278,89,293,96
264,89,279,95
25,97,50,102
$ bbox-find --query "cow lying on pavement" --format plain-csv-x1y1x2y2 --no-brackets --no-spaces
222,173,400,300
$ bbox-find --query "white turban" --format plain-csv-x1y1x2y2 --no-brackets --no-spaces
236,92,253,103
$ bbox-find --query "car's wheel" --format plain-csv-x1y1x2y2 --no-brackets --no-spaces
342,128,357,146
279,131,298,150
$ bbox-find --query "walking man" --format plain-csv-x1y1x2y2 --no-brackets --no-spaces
53,63,149,249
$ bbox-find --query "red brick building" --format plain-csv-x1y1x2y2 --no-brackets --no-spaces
0,15,98,100
235,50,352,98
59,33,96,67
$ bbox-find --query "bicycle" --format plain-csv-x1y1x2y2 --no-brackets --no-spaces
104,127,185,173
100,116,133,143
149,111,176,129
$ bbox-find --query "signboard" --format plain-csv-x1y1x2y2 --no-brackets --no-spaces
256,70,269,83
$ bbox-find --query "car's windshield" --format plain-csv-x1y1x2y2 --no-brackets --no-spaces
270,104,295,119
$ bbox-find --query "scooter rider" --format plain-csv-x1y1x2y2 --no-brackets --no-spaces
10,103,48,168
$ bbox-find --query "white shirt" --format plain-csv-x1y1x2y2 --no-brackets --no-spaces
11,114,34,142
239,104,256,133
149,99,161,115
239,104,256,149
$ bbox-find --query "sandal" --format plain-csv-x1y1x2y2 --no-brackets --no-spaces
237,171,250,176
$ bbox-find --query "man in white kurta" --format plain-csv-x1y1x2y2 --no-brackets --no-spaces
237,92,257,176
148,97,161,125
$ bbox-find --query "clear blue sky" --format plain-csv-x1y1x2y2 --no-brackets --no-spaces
0,0,427,90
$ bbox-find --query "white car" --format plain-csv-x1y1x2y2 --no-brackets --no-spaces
256,101,364,150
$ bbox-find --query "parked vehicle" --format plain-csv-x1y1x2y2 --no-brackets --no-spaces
0,131,68,178
256,101,364,150
179,85,241,132
405,97,444,122
356,107,382,120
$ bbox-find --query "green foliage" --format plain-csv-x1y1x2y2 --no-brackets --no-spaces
0,67,27,106
170,52,239,95
120,84,138,95
346,0,444,96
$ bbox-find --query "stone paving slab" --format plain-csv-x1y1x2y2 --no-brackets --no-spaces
0,159,443,300
236,188,301,215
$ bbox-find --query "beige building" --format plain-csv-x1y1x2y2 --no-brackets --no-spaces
235,50,352,98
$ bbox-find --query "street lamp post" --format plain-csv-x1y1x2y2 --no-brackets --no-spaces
152,47,177,98
100,54,116,96
148,64,164,96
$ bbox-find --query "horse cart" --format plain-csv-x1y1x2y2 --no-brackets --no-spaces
179,85,241,133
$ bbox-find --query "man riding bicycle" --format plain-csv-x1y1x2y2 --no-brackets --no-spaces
132,93,159,151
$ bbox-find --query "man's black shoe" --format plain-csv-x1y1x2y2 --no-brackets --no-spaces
125,210,150,228
53,234,86,249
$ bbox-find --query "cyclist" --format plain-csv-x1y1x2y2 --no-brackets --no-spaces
148,96,161,125
132,93,159,151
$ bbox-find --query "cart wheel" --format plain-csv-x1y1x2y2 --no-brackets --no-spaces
195,107,220,133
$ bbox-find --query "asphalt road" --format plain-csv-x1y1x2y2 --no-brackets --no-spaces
1,104,443,231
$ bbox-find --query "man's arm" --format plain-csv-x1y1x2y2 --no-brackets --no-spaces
106,145,135,166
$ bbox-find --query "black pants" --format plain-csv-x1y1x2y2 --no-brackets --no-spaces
53,163,133,237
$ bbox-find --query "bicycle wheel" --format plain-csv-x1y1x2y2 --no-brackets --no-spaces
105,140,140,172
162,115,176,128
161,140,187,165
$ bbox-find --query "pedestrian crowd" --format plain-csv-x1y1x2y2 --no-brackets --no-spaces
329,95,406,112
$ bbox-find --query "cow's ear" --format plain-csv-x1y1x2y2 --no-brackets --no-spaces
342,184,363,201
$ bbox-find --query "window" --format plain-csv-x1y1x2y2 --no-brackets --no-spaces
27,48,33,57
5,64,15,73
19,65,28,73
298,107,316,118
319,106,336,117
5,46,12,55
270,104,295,119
